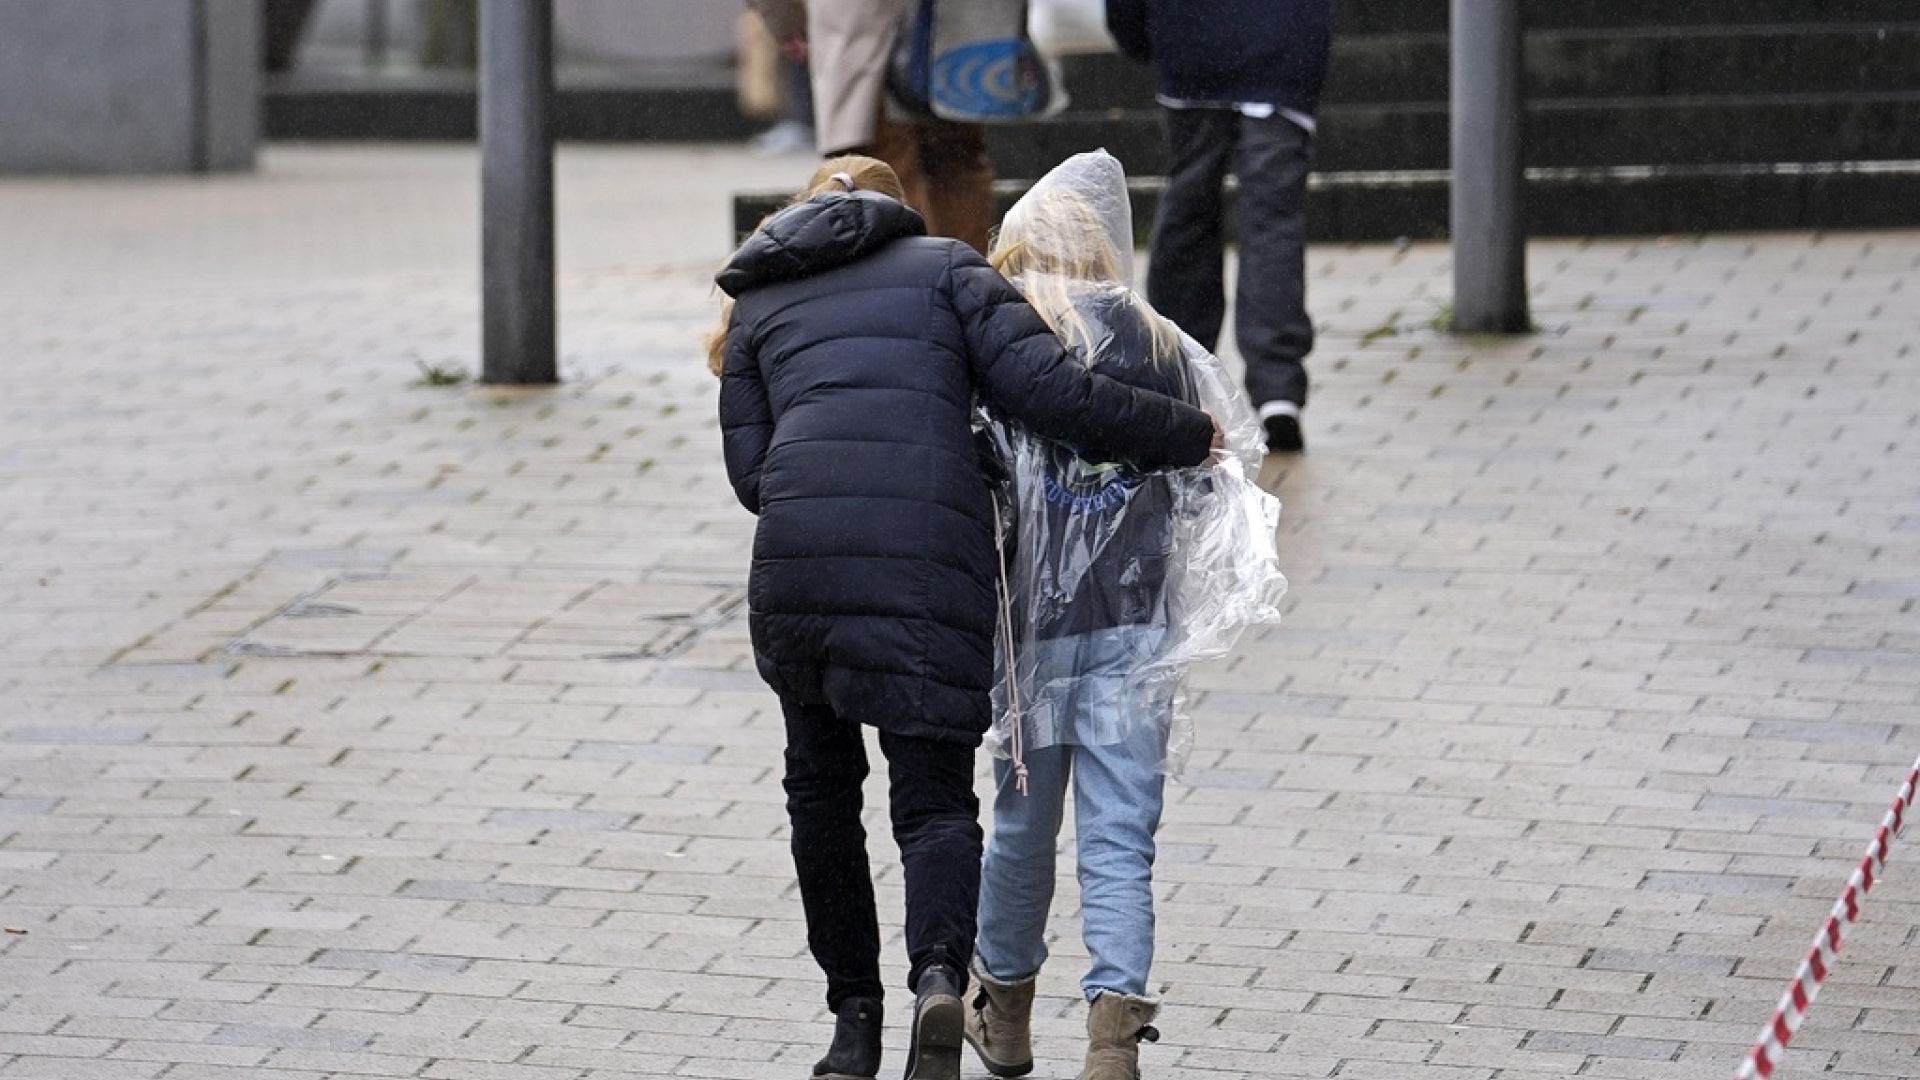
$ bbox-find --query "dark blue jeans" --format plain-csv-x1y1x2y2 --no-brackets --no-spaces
1147,107,1315,409
780,697,982,1009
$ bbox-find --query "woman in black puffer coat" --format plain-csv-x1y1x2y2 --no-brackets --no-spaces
711,156,1215,1080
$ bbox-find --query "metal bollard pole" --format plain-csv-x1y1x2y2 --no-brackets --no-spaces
1450,0,1530,333
480,0,557,385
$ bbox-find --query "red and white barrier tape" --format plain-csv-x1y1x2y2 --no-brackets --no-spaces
1733,752,1920,1080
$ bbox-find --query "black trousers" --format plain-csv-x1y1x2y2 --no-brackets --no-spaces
1147,107,1315,409
780,697,983,1009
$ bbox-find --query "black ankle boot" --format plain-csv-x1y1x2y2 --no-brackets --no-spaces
904,964,963,1080
814,997,883,1080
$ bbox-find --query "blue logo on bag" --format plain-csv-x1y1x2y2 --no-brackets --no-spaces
931,38,1046,119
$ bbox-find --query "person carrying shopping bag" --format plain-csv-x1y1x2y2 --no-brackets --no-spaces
965,151,1285,1080
710,155,1221,1080
752,0,999,253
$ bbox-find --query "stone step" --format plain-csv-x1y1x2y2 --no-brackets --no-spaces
270,24,1920,149
1333,0,1916,34
1060,24,1920,110
988,93,1920,179
265,67,757,141
733,161,1920,243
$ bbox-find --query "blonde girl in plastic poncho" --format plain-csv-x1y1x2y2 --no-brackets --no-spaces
966,151,1283,1080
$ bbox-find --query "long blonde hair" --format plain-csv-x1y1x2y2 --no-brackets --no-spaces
989,185,1179,364
705,155,908,376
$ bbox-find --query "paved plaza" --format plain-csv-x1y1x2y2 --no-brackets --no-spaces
2,145,1919,1080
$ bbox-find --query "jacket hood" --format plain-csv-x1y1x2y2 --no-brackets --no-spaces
716,191,927,297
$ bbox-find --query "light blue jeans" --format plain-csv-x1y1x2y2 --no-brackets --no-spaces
975,626,1170,1001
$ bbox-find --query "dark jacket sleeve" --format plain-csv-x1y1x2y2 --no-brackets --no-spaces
717,311,774,514
1106,0,1152,64
944,244,1214,471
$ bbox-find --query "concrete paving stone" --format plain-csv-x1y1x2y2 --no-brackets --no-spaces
1,726,150,746
309,948,471,975
396,879,559,906
666,1059,830,1080
353,1027,542,1063
207,1022,375,1052
524,1046,691,1073
257,1047,435,1075
567,740,717,765
104,1040,277,1068
483,809,637,832
0,1061,168,1080
1585,948,1739,978
0,1035,117,1060
101,969,272,1003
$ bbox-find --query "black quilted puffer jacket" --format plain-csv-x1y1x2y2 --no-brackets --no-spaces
716,191,1214,745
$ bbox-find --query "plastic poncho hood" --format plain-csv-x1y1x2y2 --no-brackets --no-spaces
994,149,1139,292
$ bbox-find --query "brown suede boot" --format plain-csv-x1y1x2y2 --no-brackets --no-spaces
963,961,1035,1078
1081,993,1160,1080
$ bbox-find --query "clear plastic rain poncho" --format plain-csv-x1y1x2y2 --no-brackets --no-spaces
980,150,1287,779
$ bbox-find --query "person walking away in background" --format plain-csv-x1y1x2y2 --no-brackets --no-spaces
1107,0,1332,452
740,2,817,155
755,0,997,253
709,156,1219,1080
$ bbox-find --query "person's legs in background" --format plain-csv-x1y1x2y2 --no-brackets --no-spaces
787,51,816,130
1232,114,1315,451
750,52,817,155
867,114,928,226
868,114,994,255
1146,108,1239,350
912,120,994,255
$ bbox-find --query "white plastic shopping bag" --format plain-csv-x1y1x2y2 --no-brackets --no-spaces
1029,0,1116,56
